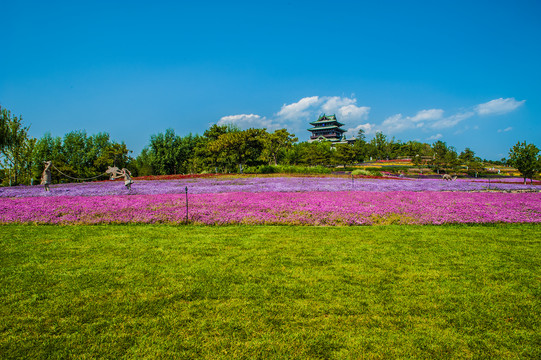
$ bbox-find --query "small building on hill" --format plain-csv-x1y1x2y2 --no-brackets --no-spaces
308,114,355,144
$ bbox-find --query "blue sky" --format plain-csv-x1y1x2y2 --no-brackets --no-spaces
2,0,540,160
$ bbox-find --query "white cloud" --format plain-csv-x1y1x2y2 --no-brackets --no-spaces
347,123,376,136
410,109,444,122
276,96,320,120
273,95,372,137
429,111,475,129
379,109,444,134
475,98,525,116
218,114,283,131
426,133,443,141
381,114,408,132
220,95,372,137
274,95,370,124
320,96,355,113
497,127,513,133
338,104,371,121
319,96,370,122
216,95,525,142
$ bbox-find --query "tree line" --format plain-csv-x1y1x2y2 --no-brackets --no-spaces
1,106,131,185
1,105,540,185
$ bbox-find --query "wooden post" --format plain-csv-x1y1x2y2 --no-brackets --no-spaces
185,186,188,224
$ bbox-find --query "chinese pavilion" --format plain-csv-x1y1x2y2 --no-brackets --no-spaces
308,114,349,143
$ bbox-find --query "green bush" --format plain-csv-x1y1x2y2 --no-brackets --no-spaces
244,165,331,175
384,166,409,174
332,167,356,172
351,169,382,177
276,165,331,174
243,165,280,174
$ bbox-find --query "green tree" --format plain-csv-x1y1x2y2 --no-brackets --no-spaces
356,128,366,142
133,148,155,176
94,142,132,171
368,132,390,160
508,141,540,184
0,107,35,185
193,124,240,173
61,130,94,178
264,129,297,165
400,141,431,158
282,142,305,165
31,131,132,183
431,140,458,174
459,148,483,176
0,106,14,151
31,133,64,183
458,147,476,163
303,141,332,166
352,132,368,163
333,143,356,167
209,128,267,173
148,128,182,175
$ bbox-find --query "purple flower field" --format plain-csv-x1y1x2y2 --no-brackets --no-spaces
1,176,539,198
1,176,539,225
1,191,540,225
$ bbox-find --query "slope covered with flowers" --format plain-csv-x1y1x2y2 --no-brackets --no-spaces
1,176,539,198
1,176,539,225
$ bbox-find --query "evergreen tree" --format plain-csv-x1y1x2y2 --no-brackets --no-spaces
508,141,540,184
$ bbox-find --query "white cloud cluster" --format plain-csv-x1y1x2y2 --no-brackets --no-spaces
276,96,320,120
429,111,475,130
217,96,525,140
275,96,370,123
410,109,444,122
347,123,375,137
379,108,450,134
218,114,284,131
378,97,525,135
426,133,443,141
475,98,525,116
220,95,372,136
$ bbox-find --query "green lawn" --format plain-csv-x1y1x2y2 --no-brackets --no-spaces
1,224,540,359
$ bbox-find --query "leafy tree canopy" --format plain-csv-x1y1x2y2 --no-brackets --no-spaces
508,141,540,184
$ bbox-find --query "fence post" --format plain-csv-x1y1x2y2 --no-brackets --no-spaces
185,186,189,224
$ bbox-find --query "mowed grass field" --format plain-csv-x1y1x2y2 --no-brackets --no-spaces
1,224,540,359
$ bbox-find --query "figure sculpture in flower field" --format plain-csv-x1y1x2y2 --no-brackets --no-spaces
111,168,134,190
40,161,52,191
442,174,457,181
106,166,122,180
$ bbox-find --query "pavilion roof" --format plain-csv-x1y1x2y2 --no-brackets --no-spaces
309,114,345,126
308,125,346,132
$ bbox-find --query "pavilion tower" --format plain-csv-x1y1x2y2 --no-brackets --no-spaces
307,114,347,143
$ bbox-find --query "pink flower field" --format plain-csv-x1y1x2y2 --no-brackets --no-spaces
1,176,540,225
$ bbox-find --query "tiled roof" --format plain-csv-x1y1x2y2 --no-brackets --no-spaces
308,126,346,131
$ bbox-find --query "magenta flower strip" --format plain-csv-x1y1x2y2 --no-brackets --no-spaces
1,191,540,225
0,176,539,198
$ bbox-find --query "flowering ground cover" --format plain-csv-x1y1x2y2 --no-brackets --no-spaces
468,177,541,185
133,173,219,181
1,189,539,225
0,176,539,225
1,175,539,198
